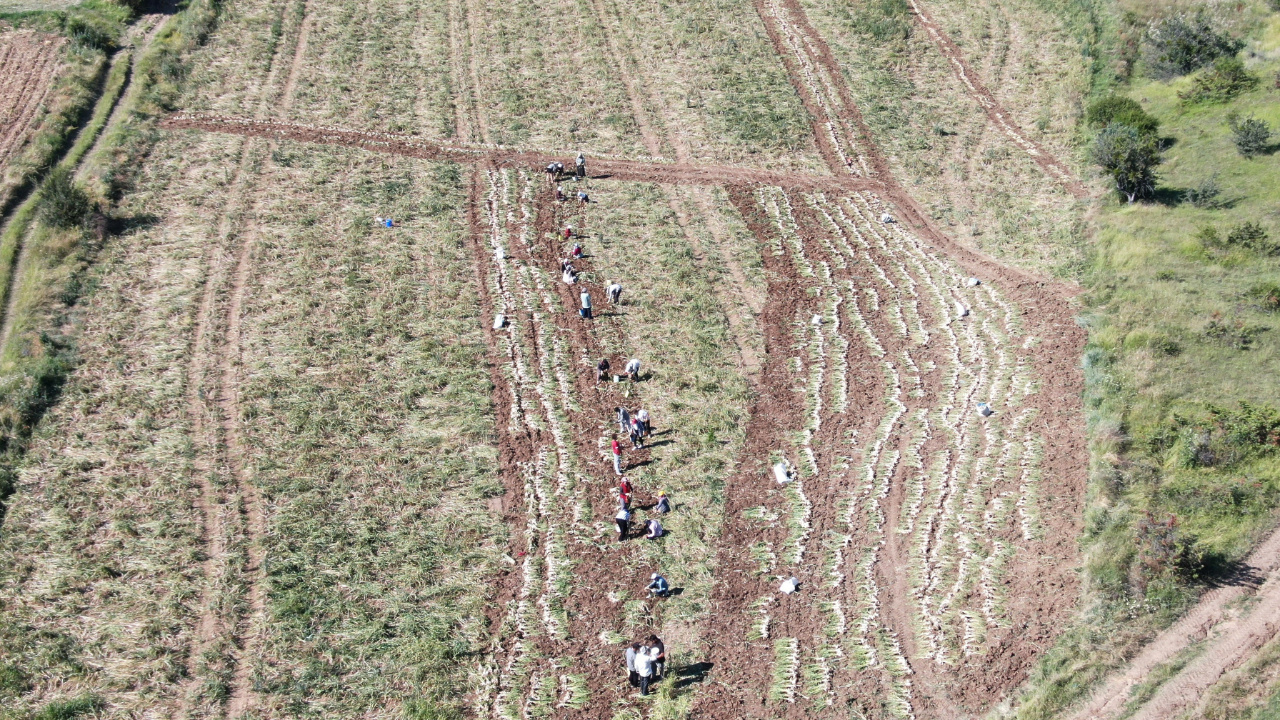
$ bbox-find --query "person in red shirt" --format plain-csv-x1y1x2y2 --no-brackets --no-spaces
618,476,633,507
611,437,623,475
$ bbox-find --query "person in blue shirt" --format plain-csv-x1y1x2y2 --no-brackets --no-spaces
647,573,669,598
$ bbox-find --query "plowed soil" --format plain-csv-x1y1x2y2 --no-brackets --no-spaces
0,30,65,195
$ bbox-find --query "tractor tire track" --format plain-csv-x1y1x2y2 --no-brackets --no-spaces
185,3,312,714
1070,526,1280,720
1133,567,1280,720
586,0,762,376
905,0,1086,198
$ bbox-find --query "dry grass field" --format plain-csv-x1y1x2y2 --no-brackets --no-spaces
1,0,1277,718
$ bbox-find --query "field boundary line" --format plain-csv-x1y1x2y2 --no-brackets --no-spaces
1069,524,1280,720
905,0,1087,198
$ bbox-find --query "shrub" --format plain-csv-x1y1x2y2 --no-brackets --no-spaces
1227,113,1273,158
37,168,92,229
1092,123,1162,203
1179,57,1258,105
1249,282,1280,312
1185,174,1221,208
1226,221,1274,254
1086,95,1160,136
1143,12,1244,79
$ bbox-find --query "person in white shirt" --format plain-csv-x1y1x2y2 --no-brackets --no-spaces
607,281,622,304
634,644,654,695
645,518,664,540
580,290,592,320
624,358,641,382
636,407,650,436
615,506,630,541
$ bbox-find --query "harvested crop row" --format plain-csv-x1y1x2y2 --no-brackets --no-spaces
693,180,1079,719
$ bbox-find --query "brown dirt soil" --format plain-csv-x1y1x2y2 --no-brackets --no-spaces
905,0,1087,198
0,30,65,196
1070,526,1280,720
160,114,883,192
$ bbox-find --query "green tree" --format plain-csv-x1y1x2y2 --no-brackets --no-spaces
1092,123,1163,203
1228,113,1273,158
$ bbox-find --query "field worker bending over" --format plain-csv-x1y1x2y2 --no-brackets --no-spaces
562,265,578,285
654,490,670,514
571,242,583,259
596,357,610,383
625,643,642,688
545,161,564,181
647,572,669,597
580,289,592,319
645,518,664,540
630,417,644,449
607,281,622,305
615,505,631,541
624,357,641,382
578,190,590,205
575,152,586,180
555,185,566,202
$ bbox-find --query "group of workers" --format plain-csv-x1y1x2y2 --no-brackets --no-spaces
624,635,667,696
541,155,678,698
613,475,668,541
548,154,590,204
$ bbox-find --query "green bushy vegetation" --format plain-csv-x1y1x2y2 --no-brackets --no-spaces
1142,11,1244,79
1009,4,1280,717
1087,94,1161,135
1180,57,1259,105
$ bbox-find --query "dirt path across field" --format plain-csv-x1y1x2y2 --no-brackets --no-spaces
1069,525,1280,720
905,0,1087,198
160,114,884,193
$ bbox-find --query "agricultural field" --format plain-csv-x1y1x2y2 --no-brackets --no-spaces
1,0,1278,718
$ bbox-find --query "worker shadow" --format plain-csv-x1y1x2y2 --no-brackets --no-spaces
626,460,654,471
643,439,674,449
672,661,713,690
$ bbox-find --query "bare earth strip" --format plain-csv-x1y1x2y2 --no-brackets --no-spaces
159,114,884,192
905,0,1087,198
1070,525,1280,720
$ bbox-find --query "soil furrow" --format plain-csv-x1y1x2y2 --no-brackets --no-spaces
0,32,64,169
904,0,1087,198
160,114,885,192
